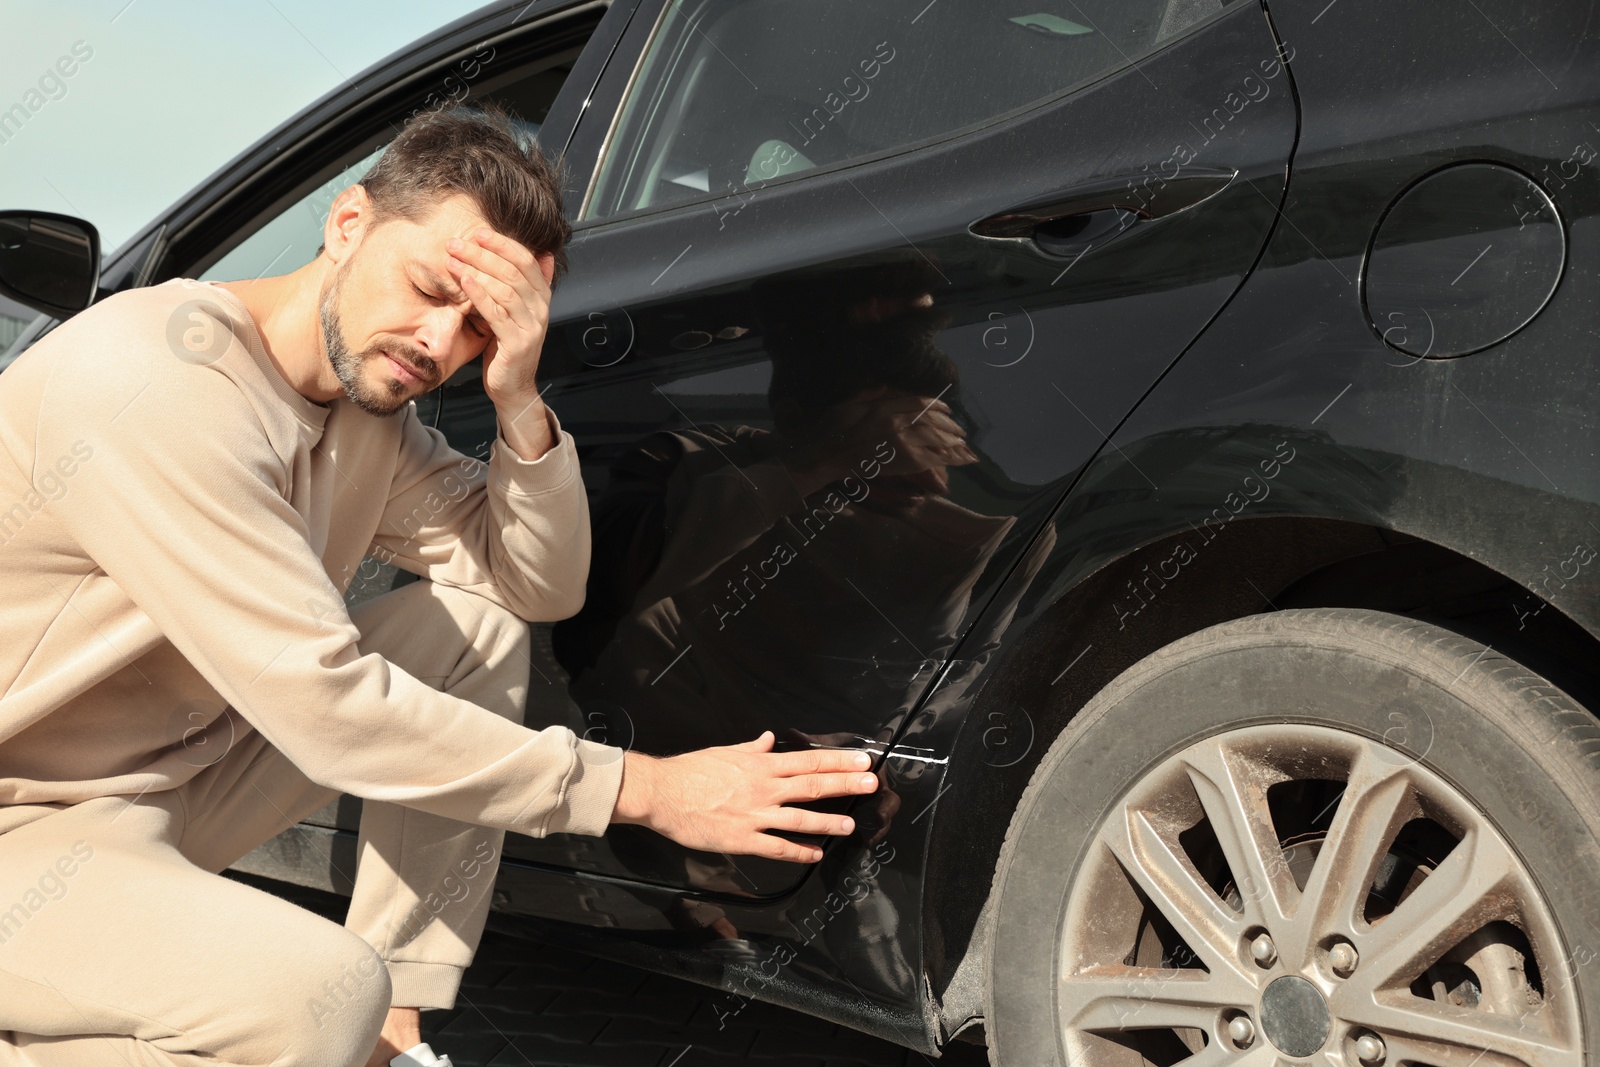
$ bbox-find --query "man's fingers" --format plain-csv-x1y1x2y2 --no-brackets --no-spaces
733,729,777,752
471,228,551,300
447,236,523,292
452,261,521,322
764,747,872,776
907,407,964,438
447,244,529,315
762,806,857,837
777,770,880,802
739,831,825,870
747,833,825,863
467,227,536,272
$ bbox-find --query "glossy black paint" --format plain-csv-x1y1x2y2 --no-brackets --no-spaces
456,0,1301,1051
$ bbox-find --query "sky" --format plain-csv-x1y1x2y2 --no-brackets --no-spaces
0,1,494,255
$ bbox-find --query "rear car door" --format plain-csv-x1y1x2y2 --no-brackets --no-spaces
485,0,1299,900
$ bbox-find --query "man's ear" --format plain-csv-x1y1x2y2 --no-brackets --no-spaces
324,184,373,264
535,251,556,287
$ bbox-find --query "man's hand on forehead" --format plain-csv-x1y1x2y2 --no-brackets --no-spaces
444,226,557,408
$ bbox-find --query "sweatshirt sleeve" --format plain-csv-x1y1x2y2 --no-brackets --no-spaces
36,330,622,838
370,401,591,622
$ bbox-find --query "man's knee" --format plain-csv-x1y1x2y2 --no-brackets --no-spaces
439,585,533,725
465,589,533,670
284,933,392,1065
353,580,532,725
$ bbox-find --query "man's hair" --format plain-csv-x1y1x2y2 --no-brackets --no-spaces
346,101,572,281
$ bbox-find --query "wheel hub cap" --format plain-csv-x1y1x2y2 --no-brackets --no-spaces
1260,975,1330,1057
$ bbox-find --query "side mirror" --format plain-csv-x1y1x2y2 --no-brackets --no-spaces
0,211,101,319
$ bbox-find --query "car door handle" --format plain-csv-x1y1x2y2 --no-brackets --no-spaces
970,169,1237,255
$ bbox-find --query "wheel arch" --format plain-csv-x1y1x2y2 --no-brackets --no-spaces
920,508,1600,1045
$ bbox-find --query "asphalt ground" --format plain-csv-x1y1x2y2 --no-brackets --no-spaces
223,870,990,1067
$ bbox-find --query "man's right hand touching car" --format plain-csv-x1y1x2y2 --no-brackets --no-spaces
610,729,878,862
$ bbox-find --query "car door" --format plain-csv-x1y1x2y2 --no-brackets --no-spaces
484,0,1298,902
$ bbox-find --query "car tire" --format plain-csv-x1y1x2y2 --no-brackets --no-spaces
984,607,1599,1067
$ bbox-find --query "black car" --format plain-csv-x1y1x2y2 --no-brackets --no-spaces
4,2,1598,1064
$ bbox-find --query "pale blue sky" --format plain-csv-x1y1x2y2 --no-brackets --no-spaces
0,1,493,254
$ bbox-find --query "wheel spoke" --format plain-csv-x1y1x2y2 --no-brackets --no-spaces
1181,742,1299,929
1297,748,1414,945
1100,808,1254,985
1056,722,1584,1067
1058,967,1240,1032
1353,822,1520,987
1351,998,1582,1067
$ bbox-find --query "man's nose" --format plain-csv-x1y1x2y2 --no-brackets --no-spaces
416,310,470,363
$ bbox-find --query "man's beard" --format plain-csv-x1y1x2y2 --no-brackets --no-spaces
318,254,436,418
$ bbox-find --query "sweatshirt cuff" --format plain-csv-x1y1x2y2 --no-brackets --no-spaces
490,403,577,496
543,736,626,837
386,959,466,1011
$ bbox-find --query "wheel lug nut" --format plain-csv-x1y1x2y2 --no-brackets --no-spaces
1227,1015,1255,1049
1355,1032,1386,1064
1249,932,1277,966
1329,940,1359,976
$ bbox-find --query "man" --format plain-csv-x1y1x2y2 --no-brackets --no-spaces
0,104,878,1067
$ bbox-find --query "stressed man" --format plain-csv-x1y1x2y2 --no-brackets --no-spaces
0,104,878,1067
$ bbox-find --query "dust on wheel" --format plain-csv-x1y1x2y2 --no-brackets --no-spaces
984,608,1600,1067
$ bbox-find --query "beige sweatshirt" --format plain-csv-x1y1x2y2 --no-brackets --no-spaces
0,278,624,839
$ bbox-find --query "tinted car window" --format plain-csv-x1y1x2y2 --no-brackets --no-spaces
582,0,1231,221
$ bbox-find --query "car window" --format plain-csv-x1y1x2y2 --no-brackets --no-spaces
0,298,38,358
198,145,389,285
198,122,550,287
581,0,1231,221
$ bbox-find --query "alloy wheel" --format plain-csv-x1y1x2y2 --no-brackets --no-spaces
1056,723,1581,1067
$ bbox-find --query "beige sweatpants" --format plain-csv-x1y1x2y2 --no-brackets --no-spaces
0,578,534,1067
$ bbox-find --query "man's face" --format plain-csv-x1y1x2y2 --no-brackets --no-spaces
319,193,498,417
